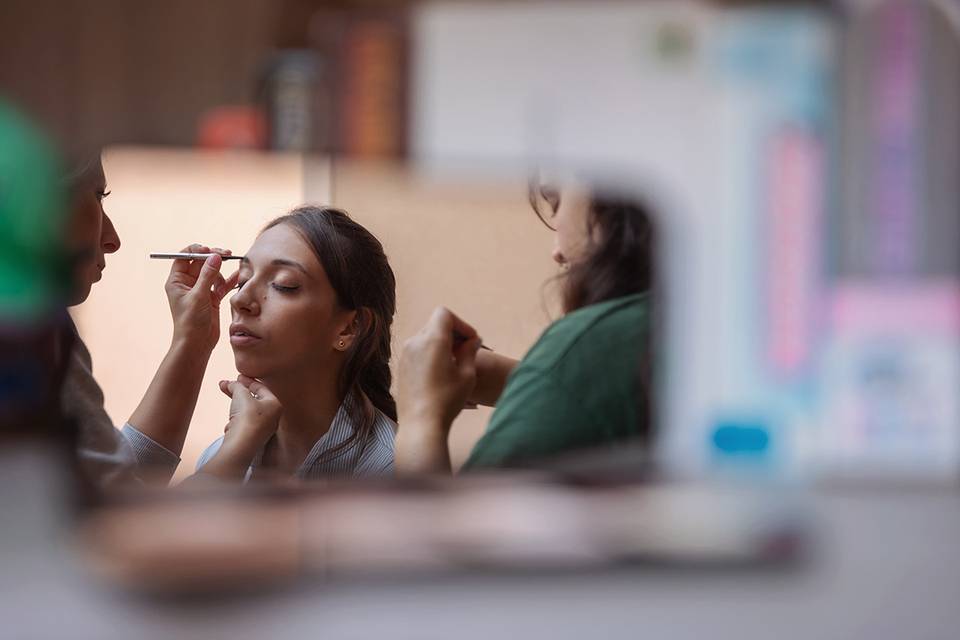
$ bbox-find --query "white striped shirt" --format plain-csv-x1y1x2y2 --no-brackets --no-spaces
196,396,396,482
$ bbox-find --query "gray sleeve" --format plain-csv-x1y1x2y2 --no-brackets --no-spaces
63,336,141,488
74,431,139,488
120,424,181,484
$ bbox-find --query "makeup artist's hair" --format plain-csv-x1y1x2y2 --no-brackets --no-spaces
63,146,103,191
558,191,656,314
573,193,656,446
264,206,397,460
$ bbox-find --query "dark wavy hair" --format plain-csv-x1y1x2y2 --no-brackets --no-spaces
264,206,397,460
529,183,656,313
561,193,656,313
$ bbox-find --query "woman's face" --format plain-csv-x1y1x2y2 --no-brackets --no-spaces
535,181,592,266
229,223,352,380
66,158,121,305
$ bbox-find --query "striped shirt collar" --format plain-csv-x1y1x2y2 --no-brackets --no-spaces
246,393,395,481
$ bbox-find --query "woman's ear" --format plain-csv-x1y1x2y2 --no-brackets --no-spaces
334,308,371,351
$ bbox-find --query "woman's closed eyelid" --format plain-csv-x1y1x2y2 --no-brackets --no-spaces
233,279,300,292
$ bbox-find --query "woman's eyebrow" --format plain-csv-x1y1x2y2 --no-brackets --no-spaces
272,258,309,274
240,256,310,276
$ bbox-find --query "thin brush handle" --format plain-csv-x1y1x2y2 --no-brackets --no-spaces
149,253,244,260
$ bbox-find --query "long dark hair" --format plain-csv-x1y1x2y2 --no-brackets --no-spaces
264,206,397,459
563,193,655,312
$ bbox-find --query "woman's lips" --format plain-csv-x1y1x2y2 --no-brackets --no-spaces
229,324,262,348
230,334,261,347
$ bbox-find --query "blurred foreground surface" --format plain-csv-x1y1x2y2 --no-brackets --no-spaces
2,445,958,639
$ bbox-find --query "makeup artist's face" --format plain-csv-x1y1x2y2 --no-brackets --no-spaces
538,181,592,267
229,224,351,380
66,158,121,305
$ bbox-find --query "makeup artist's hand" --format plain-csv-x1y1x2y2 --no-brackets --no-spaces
128,245,239,466
397,307,482,436
201,375,283,480
470,351,520,407
165,244,239,352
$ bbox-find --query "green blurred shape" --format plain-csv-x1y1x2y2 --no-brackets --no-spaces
0,101,68,322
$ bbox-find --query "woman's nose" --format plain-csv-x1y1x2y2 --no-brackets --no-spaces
230,284,259,315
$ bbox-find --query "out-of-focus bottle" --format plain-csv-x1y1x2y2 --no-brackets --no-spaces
262,50,320,152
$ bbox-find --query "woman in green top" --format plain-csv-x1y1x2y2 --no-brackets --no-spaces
395,178,655,473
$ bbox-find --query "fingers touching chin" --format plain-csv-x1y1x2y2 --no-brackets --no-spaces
234,361,267,381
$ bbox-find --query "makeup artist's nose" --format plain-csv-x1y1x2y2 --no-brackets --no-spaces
551,233,567,265
101,213,121,254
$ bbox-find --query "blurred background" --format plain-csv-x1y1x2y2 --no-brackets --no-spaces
1,0,959,637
